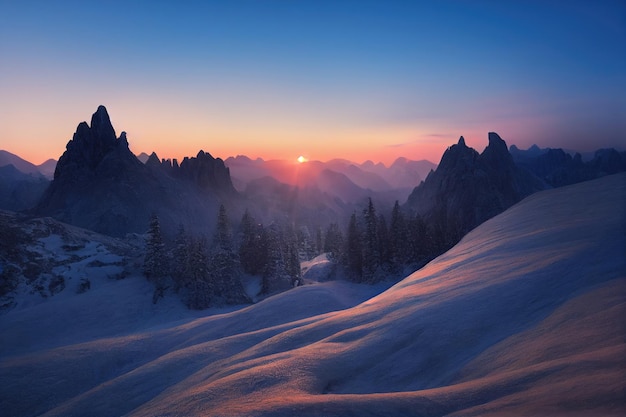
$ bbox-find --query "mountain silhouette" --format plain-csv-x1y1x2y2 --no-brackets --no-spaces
35,106,234,237
406,133,545,247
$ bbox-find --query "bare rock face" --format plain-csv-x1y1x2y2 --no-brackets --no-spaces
144,150,237,195
406,133,545,248
177,150,236,194
53,106,139,182
36,106,231,238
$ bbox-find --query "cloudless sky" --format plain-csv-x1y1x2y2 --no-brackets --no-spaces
1,0,624,165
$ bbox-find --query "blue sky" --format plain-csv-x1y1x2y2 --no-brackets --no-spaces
1,0,624,164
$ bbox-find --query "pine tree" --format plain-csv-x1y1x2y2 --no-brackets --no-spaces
362,198,380,282
215,204,232,252
186,237,211,309
238,209,267,275
208,204,250,305
287,226,302,286
172,224,190,291
324,222,343,261
297,225,314,261
262,223,285,294
377,213,391,271
144,213,168,286
261,222,299,293
389,200,408,270
407,212,428,265
345,211,363,281
315,227,324,256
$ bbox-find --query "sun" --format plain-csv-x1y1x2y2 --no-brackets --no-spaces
297,155,308,163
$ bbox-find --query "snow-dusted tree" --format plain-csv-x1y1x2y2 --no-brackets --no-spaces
286,225,302,286
186,237,212,309
315,227,324,256
187,278,211,310
238,209,267,275
261,223,284,294
261,222,299,294
208,204,250,305
345,211,363,281
389,200,408,270
144,213,167,283
297,225,314,261
407,212,430,265
377,213,391,271
215,204,232,252
362,198,381,282
324,222,343,261
171,224,190,291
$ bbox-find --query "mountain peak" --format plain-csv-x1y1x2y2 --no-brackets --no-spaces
481,132,512,164
407,132,545,247
35,107,235,238
50,106,139,182
487,132,506,149
146,151,161,167
118,131,129,149
90,105,116,146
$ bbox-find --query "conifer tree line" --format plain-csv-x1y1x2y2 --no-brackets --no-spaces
338,198,442,283
143,205,303,309
143,198,447,308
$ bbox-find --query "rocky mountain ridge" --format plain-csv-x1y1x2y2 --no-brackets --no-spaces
406,133,546,248
34,106,234,238
0,150,55,179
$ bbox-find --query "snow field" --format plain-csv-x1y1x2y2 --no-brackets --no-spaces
0,173,624,416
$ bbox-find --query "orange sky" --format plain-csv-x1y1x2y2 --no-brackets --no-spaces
1,2,623,166
1,99,488,166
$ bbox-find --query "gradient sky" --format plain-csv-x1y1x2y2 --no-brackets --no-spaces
1,0,624,165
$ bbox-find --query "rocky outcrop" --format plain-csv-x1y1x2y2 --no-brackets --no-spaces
177,151,236,194
35,106,233,238
406,133,545,248
145,150,236,195
53,106,140,182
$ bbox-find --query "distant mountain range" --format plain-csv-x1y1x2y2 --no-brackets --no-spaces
0,150,56,179
0,151,54,212
224,155,436,194
222,155,436,226
1,105,624,242
510,144,626,187
0,110,436,236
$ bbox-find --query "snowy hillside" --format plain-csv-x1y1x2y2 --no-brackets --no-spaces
1,173,624,416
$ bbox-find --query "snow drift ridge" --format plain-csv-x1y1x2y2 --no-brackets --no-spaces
1,173,624,417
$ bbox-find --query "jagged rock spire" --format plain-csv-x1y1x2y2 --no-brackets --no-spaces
90,105,116,146
36,105,236,239
52,106,137,180
487,132,508,153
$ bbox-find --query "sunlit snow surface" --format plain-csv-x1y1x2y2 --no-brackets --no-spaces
1,174,625,416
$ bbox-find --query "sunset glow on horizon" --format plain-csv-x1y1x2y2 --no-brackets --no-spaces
1,1,624,166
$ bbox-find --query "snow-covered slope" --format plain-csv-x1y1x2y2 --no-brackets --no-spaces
1,174,624,417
